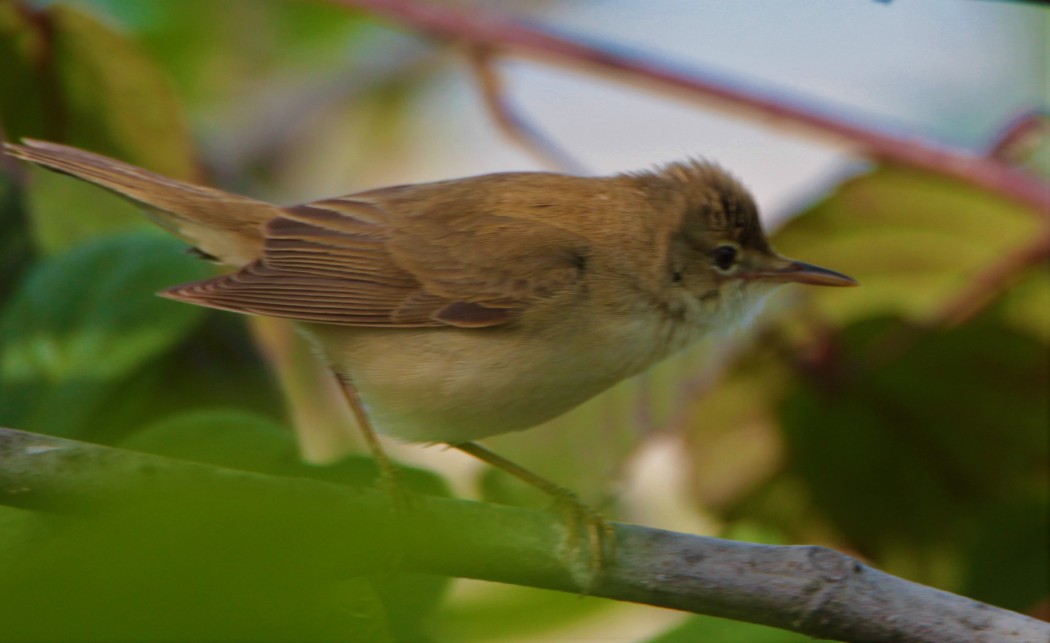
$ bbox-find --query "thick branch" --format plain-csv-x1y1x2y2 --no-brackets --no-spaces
1,428,1045,643
320,0,1050,216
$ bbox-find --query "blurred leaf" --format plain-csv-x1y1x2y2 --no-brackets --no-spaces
1,2,199,254
772,166,1041,326
120,408,452,641
996,264,1050,344
24,170,161,255
0,410,451,641
267,0,372,64
76,0,371,108
0,171,33,297
122,408,450,499
959,493,1049,612
45,4,196,178
0,232,209,437
0,0,52,138
433,582,610,641
649,614,828,643
719,518,793,547
122,409,300,471
0,469,401,642
685,165,1049,580
780,316,1048,583
1,1,197,171
680,341,790,512
88,313,286,445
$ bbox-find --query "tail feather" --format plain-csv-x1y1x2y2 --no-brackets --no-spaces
3,139,278,266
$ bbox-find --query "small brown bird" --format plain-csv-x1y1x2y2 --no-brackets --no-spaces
4,139,854,577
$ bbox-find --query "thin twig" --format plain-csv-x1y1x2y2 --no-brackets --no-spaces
320,0,1050,216
1,427,1046,643
467,45,587,174
986,110,1049,163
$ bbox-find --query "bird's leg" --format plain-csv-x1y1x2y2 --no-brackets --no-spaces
452,441,614,591
332,372,411,508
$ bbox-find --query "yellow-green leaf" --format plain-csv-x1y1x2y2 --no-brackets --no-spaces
772,167,1042,326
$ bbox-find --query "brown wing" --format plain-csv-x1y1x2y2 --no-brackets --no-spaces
163,194,590,328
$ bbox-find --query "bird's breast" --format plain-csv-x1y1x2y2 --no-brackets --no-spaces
299,307,683,444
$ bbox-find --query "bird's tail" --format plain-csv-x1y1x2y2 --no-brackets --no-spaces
3,139,280,266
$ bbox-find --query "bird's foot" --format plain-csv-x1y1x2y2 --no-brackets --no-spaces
548,487,616,592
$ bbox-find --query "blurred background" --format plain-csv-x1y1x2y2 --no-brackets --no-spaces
1,0,1047,641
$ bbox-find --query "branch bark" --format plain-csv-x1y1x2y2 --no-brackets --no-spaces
1,427,1045,643
319,0,1050,216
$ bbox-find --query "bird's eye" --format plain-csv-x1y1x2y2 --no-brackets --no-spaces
712,245,738,271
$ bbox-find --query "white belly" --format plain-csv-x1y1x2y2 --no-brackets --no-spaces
300,312,684,444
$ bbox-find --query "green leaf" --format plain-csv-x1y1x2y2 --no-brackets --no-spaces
0,471,400,642
45,4,196,179
24,169,160,255
120,409,452,640
0,232,209,437
77,0,370,107
0,0,51,139
0,410,453,641
997,265,1050,344
0,171,34,297
123,408,451,498
649,614,826,643
3,2,198,254
432,583,610,642
779,316,1048,584
772,166,1041,326
122,409,298,471
84,313,285,444
959,493,1049,612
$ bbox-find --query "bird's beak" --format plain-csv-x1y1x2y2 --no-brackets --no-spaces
745,257,858,287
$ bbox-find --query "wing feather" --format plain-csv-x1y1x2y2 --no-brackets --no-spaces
164,194,590,328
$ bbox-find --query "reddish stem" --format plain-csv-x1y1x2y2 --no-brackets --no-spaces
859,223,1050,369
986,111,1049,162
467,47,587,174
322,0,1049,216
928,223,1050,328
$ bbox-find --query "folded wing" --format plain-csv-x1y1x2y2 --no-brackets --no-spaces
164,193,590,328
